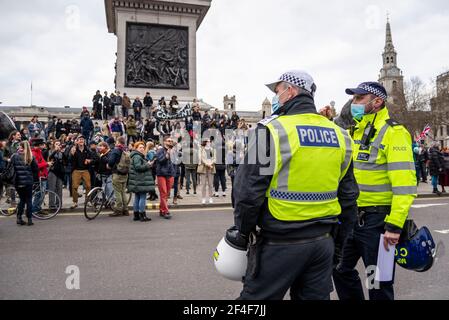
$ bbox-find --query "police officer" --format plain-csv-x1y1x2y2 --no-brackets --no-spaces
227,70,359,300
333,82,417,300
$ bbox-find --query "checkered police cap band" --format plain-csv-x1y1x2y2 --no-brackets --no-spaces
279,73,307,89
360,84,387,100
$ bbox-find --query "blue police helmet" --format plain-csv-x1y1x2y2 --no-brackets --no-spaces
395,226,436,272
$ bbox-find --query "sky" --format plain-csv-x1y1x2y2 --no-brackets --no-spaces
0,0,449,112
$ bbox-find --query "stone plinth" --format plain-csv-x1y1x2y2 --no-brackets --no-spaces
105,0,212,102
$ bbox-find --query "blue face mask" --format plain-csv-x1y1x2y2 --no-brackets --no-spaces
350,104,366,121
272,87,289,114
351,98,378,121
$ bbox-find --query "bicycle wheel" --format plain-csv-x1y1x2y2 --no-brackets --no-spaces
84,188,105,220
32,190,62,220
0,187,18,217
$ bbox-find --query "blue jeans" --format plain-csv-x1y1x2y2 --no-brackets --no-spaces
32,180,48,213
133,192,147,212
431,175,439,190
101,175,113,200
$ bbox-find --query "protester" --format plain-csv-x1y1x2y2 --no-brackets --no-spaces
122,93,131,118
133,97,143,121
128,141,154,222
31,138,50,214
439,146,449,193
198,139,216,205
213,140,227,197
156,136,175,219
126,115,138,145
48,140,65,209
69,135,93,209
184,142,198,195
97,142,113,203
144,92,154,119
108,136,130,217
11,141,38,226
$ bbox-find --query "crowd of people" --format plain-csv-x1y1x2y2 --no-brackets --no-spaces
413,142,449,195
0,91,252,226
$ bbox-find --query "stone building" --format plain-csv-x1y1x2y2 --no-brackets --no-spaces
0,105,83,129
431,71,449,147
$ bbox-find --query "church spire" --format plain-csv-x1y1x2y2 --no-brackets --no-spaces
385,16,395,52
382,16,397,67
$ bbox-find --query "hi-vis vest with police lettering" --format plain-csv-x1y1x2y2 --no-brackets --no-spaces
263,113,354,222
352,107,417,229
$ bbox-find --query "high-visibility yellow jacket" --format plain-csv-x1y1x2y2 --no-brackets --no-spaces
351,107,417,230
265,113,354,222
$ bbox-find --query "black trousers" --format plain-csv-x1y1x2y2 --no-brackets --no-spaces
333,213,395,300
17,185,33,219
239,236,334,300
214,169,227,192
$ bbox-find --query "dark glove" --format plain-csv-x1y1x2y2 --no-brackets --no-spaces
225,226,248,250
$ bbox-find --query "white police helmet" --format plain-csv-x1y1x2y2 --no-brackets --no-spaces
213,237,248,282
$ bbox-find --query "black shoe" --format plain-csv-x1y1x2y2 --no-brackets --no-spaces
140,212,151,222
133,212,140,221
163,213,172,220
17,218,26,226
27,219,34,226
186,191,190,195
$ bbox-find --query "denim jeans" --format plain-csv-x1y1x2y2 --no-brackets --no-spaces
431,175,439,190
101,175,113,200
32,179,48,213
133,192,147,212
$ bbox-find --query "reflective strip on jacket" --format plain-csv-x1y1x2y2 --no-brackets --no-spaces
265,113,354,222
351,106,417,229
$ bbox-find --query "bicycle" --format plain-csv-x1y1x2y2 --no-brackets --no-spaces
0,178,62,220
84,175,132,220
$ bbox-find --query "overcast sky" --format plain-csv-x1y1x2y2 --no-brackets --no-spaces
1,0,448,112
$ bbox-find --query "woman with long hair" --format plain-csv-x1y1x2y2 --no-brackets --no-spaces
10,141,38,226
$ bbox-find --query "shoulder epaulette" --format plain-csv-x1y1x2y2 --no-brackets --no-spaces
386,119,403,127
258,115,279,127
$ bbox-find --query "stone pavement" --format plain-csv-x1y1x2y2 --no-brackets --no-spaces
56,180,447,213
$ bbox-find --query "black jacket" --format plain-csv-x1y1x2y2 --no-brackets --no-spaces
11,153,38,187
429,147,444,176
49,151,65,179
233,93,359,240
69,146,93,171
144,96,154,107
97,151,112,176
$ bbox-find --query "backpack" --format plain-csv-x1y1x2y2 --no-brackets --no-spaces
1,157,16,185
116,150,131,174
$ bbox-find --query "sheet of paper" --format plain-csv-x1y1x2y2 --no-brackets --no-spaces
375,234,396,282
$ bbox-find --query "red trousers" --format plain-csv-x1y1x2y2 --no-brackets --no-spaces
157,176,174,214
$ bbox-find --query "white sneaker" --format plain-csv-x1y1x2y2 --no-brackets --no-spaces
209,198,214,204
222,192,226,197
201,199,207,205
70,203,78,209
